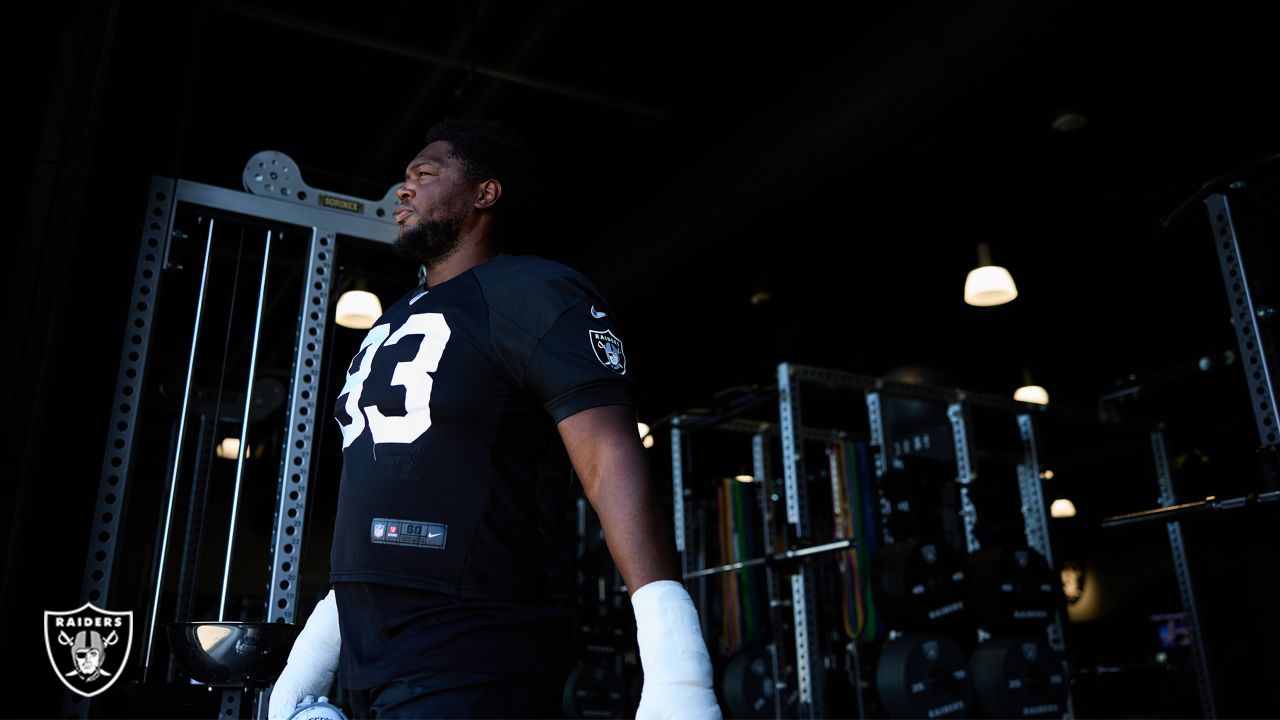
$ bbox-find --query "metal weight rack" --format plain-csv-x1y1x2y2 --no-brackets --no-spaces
1096,168,1280,718
668,363,1181,718
781,364,1080,718
70,153,401,719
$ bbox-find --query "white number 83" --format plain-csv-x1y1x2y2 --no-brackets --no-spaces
337,313,451,448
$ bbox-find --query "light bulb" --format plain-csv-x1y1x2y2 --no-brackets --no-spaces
216,438,250,460
964,265,1018,306
335,290,383,329
1050,498,1077,518
1014,385,1050,405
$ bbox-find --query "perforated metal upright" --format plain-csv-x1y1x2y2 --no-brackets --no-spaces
947,402,981,554
777,363,825,720
69,153,402,719
864,391,896,546
1205,191,1280,449
752,429,787,720
1014,412,1074,718
1149,430,1216,718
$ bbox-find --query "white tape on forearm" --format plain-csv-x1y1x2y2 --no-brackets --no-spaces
270,590,342,720
631,580,713,687
288,589,341,672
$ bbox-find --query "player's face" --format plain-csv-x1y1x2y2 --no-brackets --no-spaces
393,141,476,267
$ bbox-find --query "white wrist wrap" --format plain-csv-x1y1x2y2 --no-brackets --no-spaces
631,580,714,687
269,590,342,720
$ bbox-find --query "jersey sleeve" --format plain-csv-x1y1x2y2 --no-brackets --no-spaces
479,256,636,423
525,293,635,422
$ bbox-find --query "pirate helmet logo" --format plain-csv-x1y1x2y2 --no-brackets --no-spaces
589,329,626,374
44,603,133,697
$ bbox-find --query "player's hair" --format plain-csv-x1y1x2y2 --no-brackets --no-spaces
423,117,529,232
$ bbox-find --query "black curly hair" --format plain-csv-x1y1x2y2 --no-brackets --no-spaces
422,117,529,235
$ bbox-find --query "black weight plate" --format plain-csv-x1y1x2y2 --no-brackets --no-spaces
971,636,1069,718
875,538,967,628
875,634,969,719
967,545,1058,633
723,647,776,719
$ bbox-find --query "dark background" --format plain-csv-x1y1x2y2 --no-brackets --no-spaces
3,0,1278,717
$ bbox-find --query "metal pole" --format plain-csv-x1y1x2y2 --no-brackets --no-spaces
865,392,895,546
671,416,687,558
144,218,216,672
1015,413,1074,719
947,402,981,554
753,431,785,720
1205,192,1280,448
778,363,821,719
1151,430,1217,718
220,229,273,620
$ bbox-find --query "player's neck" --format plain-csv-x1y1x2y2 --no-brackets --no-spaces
424,239,498,289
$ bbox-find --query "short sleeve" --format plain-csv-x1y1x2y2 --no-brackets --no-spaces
525,294,635,423
475,255,636,423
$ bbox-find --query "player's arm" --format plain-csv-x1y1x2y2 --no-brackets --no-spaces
268,587,341,720
556,403,679,592
558,404,722,720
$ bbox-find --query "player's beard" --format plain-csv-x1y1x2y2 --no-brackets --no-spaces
393,209,465,268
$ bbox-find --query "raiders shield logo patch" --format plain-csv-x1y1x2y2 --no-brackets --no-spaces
45,602,133,697
589,329,626,374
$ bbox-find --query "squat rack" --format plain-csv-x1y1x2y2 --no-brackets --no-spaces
72,152,400,719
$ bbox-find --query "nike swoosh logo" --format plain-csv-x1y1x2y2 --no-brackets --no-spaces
410,290,428,304
590,305,606,318
428,532,442,538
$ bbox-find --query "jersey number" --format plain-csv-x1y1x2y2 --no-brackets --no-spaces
337,313,452,448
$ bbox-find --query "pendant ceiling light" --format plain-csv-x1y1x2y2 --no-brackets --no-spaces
1014,368,1050,405
335,289,383,329
964,242,1018,307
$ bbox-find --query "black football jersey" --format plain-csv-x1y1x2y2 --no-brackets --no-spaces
329,254,635,597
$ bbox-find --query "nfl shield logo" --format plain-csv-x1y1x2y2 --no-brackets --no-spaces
374,522,385,539
44,603,133,697
589,329,626,374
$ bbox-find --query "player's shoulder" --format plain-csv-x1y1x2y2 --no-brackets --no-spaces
473,254,603,321
473,254,594,291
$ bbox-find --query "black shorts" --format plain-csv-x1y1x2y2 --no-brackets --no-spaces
346,669,569,719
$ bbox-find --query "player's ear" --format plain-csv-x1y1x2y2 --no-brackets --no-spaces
474,179,502,210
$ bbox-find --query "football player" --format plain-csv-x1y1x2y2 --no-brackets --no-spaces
268,118,721,720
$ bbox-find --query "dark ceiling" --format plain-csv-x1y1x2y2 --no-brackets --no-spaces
12,0,1280,428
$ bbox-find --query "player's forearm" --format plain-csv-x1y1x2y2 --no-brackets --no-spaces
581,450,683,596
559,405,683,595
